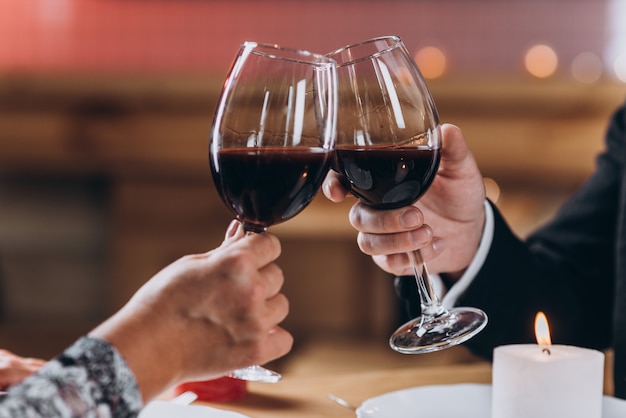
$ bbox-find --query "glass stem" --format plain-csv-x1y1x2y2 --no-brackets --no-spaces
243,222,267,235
408,249,445,317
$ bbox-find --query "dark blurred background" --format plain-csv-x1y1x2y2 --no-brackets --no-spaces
0,0,623,374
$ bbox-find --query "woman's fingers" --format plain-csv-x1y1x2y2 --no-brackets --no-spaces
0,351,45,389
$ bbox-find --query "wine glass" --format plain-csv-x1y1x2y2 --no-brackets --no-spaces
209,42,337,381
327,36,487,354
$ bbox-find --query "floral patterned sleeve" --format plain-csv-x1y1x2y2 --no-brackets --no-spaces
0,336,143,418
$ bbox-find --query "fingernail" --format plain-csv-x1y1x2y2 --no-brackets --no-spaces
322,182,330,198
400,209,421,229
225,219,240,240
432,237,445,255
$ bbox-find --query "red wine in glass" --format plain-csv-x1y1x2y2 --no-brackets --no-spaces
208,41,337,382
335,146,440,210
328,35,487,354
211,146,333,233
335,143,488,352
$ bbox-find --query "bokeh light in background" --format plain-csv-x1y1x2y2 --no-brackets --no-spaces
613,53,626,83
414,47,447,79
606,0,626,82
571,52,603,83
524,45,558,79
0,0,622,82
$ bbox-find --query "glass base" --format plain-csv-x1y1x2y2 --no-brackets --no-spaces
227,365,282,383
389,307,488,354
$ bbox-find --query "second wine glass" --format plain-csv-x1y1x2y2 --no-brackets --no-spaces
209,42,337,381
328,36,487,354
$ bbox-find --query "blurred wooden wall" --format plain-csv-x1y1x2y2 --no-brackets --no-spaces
0,75,623,360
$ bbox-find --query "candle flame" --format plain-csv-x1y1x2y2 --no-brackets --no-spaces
534,312,552,346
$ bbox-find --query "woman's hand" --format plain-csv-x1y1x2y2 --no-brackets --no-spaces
0,350,45,389
90,221,293,401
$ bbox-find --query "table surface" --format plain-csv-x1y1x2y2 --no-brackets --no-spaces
198,362,493,417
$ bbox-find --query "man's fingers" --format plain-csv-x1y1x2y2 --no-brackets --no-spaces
322,171,350,203
356,222,433,255
349,201,424,234
440,124,475,176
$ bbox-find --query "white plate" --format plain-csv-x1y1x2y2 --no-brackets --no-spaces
138,400,250,418
356,383,626,418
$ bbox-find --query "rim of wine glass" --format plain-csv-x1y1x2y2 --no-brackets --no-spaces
325,35,403,67
243,41,336,67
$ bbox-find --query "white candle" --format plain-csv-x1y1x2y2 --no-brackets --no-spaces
492,313,605,418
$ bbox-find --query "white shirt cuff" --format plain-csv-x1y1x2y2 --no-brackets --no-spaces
433,200,494,309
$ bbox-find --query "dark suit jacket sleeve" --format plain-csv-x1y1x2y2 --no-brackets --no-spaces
396,103,626,361
457,103,626,360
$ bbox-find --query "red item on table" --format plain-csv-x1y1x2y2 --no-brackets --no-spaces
173,377,247,402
